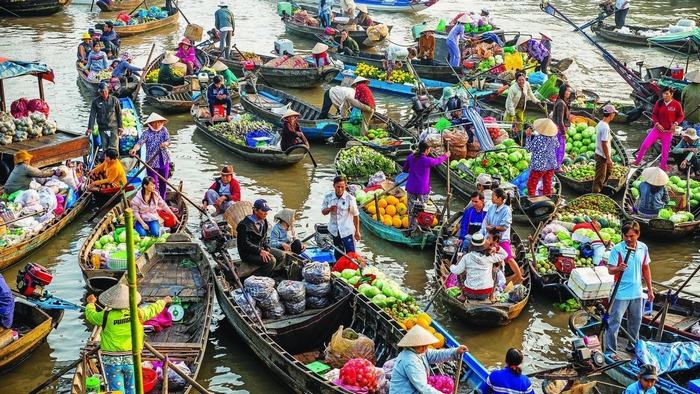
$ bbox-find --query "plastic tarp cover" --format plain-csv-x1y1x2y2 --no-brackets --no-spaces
463,107,495,151
0,59,54,81
648,29,700,46
636,340,700,375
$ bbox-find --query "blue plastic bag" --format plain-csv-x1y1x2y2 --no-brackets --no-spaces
528,71,547,86
349,108,363,125
65,188,77,210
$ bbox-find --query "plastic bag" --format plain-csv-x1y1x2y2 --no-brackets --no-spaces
324,326,376,369
263,301,286,320
26,99,49,117
304,280,331,297
10,98,28,118
302,262,331,284
37,187,57,213
367,172,386,188
277,280,306,303
231,288,262,319
307,295,330,309
16,189,40,206
244,276,276,301
283,299,306,315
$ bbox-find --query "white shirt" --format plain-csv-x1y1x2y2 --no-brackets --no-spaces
220,26,233,32
329,86,355,116
340,0,355,13
322,191,359,238
450,248,507,290
595,120,611,158
615,0,629,10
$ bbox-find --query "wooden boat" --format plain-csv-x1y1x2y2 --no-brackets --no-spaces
75,61,139,98
141,51,210,114
358,208,438,248
569,309,699,394
71,237,214,394
0,0,69,17
210,247,489,393
78,185,189,293
282,5,391,48
294,0,434,12
97,9,179,38
96,0,162,12
434,213,531,326
330,51,459,83
591,22,667,47
239,84,339,141
191,104,309,166
0,297,63,373
205,48,341,89
644,290,700,342
334,65,466,98
622,167,700,240
336,112,416,163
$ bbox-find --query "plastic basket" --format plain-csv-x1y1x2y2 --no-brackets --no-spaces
305,360,331,375
107,250,128,270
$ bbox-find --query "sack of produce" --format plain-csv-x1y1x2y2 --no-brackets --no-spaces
277,280,306,303
27,99,50,118
10,98,28,118
335,358,379,392
282,299,306,315
231,288,262,319
263,300,286,320
304,280,331,297
279,55,309,69
243,275,276,301
306,295,330,309
428,375,455,394
302,261,331,284
324,326,376,368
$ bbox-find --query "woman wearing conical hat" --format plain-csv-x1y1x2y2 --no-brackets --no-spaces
636,167,670,218
280,109,309,151
129,112,172,199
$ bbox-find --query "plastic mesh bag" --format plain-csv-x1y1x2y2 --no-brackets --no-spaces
302,262,331,284
304,280,331,297
263,301,286,320
244,275,276,301
277,280,306,303
283,299,306,315
324,326,376,368
306,295,330,309
231,288,262,319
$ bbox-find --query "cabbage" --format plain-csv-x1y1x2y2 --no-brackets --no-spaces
556,230,571,241
669,213,688,224
341,269,357,279
658,209,672,220
358,283,373,296
371,294,387,307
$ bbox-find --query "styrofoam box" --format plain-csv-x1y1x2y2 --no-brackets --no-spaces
567,266,614,300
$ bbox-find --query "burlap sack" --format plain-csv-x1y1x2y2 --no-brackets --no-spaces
224,200,253,237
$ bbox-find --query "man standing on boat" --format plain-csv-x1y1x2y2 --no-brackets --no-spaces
215,1,235,59
681,70,700,125
87,82,123,155
593,104,618,193
322,176,361,260
614,0,630,29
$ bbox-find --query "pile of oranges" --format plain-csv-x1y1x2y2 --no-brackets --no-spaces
402,312,446,349
364,195,409,229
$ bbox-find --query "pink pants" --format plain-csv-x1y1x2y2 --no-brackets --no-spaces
635,127,673,170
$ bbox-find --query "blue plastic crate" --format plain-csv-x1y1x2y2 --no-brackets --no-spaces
301,247,335,264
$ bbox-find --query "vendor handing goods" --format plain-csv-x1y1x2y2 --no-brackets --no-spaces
335,146,397,179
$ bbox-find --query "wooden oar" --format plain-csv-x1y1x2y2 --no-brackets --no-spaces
452,355,463,394
144,342,211,393
133,42,156,100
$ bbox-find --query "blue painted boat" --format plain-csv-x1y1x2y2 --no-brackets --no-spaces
431,320,489,387
352,0,436,13
239,85,339,141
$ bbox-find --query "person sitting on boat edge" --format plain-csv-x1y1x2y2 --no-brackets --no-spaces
111,51,141,79
310,43,331,68
88,149,127,191
237,199,289,276
175,37,201,75
525,118,559,197
77,32,93,65
450,233,507,301
606,220,654,356
157,52,185,86
85,284,171,394
635,167,669,218
417,28,436,65
207,75,233,121
458,191,488,249
100,21,121,56
4,151,63,195
130,176,179,237
403,141,449,232
202,165,241,215
477,348,534,394
85,41,110,74
0,273,15,329
634,87,684,171
671,128,700,176
129,113,172,199
389,325,468,394
624,364,658,394
337,30,359,56
322,175,361,260
681,70,700,125
214,1,235,59
505,72,541,132
280,109,310,152
480,188,523,284
317,0,333,28
270,208,305,254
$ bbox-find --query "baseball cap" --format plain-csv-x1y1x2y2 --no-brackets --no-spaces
602,104,618,115
639,364,657,380
253,199,271,212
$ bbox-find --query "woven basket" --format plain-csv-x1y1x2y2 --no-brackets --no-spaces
224,200,253,237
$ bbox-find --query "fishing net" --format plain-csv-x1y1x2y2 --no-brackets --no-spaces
324,326,376,369
304,280,331,297
277,280,306,303
283,299,306,315
302,262,331,284
306,295,331,309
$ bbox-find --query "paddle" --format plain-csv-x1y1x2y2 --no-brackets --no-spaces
452,356,463,394
599,246,634,348
133,42,156,100
648,262,700,340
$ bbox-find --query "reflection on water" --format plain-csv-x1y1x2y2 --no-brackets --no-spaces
0,0,699,392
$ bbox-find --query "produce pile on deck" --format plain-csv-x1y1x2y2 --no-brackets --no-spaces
449,138,531,181
1,98,57,144
560,161,628,182
341,122,401,147
335,146,397,179
145,65,186,83
209,114,277,147
89,228,171,269
118,107,139,155
354,63,415,84
630,175,700,220
110,7,170,26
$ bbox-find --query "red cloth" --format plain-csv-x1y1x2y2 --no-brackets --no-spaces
354,83,375,109
651,99,684,130
158,210,176,227
527,169,554,196
332,252,364,272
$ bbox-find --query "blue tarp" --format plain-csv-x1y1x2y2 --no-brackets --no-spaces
636,340,700,375
0,59,53,81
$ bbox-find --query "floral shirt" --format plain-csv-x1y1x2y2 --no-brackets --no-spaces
136,127,170,169
525,134,559,171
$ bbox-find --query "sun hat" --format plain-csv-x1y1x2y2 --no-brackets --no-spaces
639,364,658,381
14,150,32,165
161,52,180,65
470,233,487,250
682,128,699,141
457,15,469,24
253,199,272,212
218,0,228,6
540,32,552,41
281,109,300,120
211,60,228,72
178,37,191,47
476,173,492,186
397,325,440,347
533,118,558,137
642,167,669,187
82,32,91,40
686,69,700,84
356,4,368,13
145,112,168,125
481,8,490,15
99,283,141,310
120,51,133,61
274,208,296,226
352,76,369,86
602,103,618,115
312,43,329,55
220,165,234,176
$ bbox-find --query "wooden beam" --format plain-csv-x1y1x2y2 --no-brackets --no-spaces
37,76,44,101
0,79,5,113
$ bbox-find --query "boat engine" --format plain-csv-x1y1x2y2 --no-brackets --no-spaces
549,246,578,274
570,337,606,371
411,201,437,229
16,263,53,298
314,223,334,250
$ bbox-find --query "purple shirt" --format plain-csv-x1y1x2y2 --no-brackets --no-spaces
402,153,448,195
447,23,465,44
525,134,559,171
137,126,170,169
0,274,14,328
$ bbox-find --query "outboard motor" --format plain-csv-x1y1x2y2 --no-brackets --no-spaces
16,263,53,298
314,223,334,250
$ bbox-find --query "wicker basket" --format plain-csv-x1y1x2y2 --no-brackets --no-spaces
224,201,253,237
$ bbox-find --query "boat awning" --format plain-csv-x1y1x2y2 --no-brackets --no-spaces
0,58,54,82
648,29,700,48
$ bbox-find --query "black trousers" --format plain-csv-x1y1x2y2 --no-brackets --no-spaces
320,89,334,119
614,8,629,29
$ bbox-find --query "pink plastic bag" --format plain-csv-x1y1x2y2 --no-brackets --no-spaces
143,308,173,332
54,194,64,216
444,273,459,288
27,99,50,117
10,98,28,118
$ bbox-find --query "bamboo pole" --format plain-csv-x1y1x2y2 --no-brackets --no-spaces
125,208,144,394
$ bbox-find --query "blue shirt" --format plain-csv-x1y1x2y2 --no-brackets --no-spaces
447,23,465,44
459,206,487,240
525,134,559,171
0,274,15,329
477,367,535,394
111,60,141,78
270,223,291,249
637,182,669,215
480,203,512,242
389,348,458,394
624,381,658,394
608,241,650,300
207,83,231,103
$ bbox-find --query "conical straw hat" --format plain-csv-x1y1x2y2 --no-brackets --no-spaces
99,283,141,310
312,43,329,55
161,52,179,65
641,166,669,187
533,118,557,137
211,60,228,72
145,112,168,125
281,109,300,119
397,325,439,347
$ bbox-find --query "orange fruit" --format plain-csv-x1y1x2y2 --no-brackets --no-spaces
432,217,439,227
397,202,407,215
433,333,445,348
392,216,402,228
401,216,409,228
400,195,407,205
386,195,399,206
378,198,388,208
404,317,417,329
366,203,377,214
427,326,437,335
385,205,396,216
417,312,432,325
382,215,393,226
378,207,386,216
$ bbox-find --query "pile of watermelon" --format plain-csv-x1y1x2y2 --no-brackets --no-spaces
449,138,530,181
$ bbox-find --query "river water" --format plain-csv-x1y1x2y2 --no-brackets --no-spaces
1,0,699,392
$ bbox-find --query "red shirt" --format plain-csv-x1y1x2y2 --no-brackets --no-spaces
354,83,375,109
652,99,684,130
206,177,241,202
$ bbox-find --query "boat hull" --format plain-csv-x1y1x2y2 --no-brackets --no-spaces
0,0,69,16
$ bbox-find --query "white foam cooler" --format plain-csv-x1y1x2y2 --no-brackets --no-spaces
567,266,614,300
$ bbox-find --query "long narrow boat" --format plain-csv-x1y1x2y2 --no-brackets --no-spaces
569,309,699,394
96,0,162,12
330,51,459,83
75,60,139,98
191,104,310,166
337,112,416,163
333,65,463,98
141,51,210,114
293,0,435,12
239,84,339,141
209,246,489,393
434,213,531,326
0,297,64,374
622,167,700,240
71,238,214,394
591,22,668,47
78,185,189,293
205,48,341,89
644,290,700,342
0,0,69,17
97,9,180,38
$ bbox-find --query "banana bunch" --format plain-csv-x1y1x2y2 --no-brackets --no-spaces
146,69,159,83
387,69,415,84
